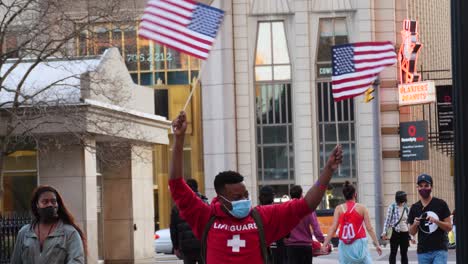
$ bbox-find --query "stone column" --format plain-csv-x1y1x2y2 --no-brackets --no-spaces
101,144,155,264
201,0,237,199
38,137,99,263
101,145,134,263
131,145,155,263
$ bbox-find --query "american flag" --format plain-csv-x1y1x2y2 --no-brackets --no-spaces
331,42,397,101
138,0,225,60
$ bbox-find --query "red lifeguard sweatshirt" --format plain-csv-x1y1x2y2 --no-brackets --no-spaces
169,178,312,264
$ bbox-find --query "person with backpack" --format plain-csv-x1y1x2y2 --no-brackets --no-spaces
169,111,343,264
381,191,410,264
170,178,208,263
321,181,382,263
284,185,325,264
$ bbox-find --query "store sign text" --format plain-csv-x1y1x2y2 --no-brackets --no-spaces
398,81,436,106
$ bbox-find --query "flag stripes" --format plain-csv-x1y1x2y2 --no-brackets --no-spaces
139,0,224,60
331,41,397,101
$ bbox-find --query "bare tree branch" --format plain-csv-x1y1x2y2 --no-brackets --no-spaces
0,0,155,207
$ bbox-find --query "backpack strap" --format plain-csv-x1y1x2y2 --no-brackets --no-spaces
393,205,408,228
201,215,216,264
251,208,270,264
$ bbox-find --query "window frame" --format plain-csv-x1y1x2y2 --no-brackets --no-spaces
254,20,294,194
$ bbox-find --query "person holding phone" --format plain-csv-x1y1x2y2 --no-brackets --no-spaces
407,174,452,264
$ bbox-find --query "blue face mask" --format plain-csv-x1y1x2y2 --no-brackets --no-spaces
220,195,251,219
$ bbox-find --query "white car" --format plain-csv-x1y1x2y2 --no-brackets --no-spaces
154,228,173,254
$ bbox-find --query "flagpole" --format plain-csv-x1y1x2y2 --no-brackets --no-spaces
334,101,341,175
183,62,205,111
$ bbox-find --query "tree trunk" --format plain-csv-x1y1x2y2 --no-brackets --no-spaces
0,149,5,213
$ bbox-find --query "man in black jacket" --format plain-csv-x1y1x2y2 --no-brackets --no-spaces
258,185,287,264
170,179,208,263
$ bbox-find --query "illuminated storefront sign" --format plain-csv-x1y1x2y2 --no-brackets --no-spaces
398,80,436,106
397,19,436,106
398,19,422,84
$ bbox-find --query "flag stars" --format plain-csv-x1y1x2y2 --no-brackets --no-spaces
332,45,355,75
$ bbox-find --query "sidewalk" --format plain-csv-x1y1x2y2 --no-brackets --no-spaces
317,246,456,264
153,246,457,263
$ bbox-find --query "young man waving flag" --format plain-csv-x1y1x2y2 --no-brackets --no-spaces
169,111,343,263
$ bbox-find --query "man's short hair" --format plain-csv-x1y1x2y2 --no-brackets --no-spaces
259,185,274,196
186,179,198,192
290,185,303,199
214,171,244,194
258,185,275,205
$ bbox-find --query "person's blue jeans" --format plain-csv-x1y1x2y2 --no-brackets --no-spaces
417,250,448,264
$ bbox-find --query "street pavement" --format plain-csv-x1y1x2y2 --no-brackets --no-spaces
316,245,456,263
153,245,457,263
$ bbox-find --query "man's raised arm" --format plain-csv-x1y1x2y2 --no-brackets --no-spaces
304,145,343,209
169,111,211,238
170,111,187,180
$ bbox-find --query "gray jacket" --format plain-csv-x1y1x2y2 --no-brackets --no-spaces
10,221,84,264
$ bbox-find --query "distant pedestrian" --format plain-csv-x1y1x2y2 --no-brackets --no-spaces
258,185,275,206
285,185,324,264
322,181,382,264
408,174,452,264
258,185,286,264
382,191,410,264
10,185,86,264
170,179,208,263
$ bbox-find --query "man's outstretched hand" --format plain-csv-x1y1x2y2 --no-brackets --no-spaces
326,145,343,171
304,144,343,210
172,111,187,137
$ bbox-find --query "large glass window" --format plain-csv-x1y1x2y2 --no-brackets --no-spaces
316,18,356,209
316,18,348,79
75,23,200,86
2,151,38,213
255,21,293,197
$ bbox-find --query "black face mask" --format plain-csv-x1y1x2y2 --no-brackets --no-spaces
38,206,58,223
